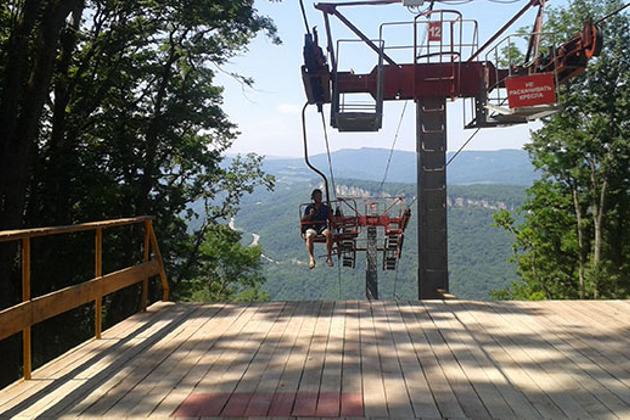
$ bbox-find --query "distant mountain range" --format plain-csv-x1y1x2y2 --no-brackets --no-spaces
257,148,537,186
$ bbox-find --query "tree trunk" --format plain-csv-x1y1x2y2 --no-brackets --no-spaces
137,26,189,217
0,243,20,388
570,184,586,299
592,180,607,267
592,179,607,298
0,0,82,230
0,0,81,390
48,1,85,225
0,0,43,180
589,156,607,298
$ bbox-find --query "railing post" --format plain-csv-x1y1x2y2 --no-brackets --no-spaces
142,221,150,311
148,221,169,301
22,238,31,380
95,228,102,339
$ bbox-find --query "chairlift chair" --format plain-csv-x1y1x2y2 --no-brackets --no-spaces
299,199,360,263
299,196,410,271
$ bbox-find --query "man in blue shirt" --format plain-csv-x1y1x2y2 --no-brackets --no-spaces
302,188,333,269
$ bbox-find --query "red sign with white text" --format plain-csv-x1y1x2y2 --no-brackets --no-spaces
428,22,442,42
505,73,556,108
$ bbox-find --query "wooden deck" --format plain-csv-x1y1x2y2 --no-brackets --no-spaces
1,300,630,419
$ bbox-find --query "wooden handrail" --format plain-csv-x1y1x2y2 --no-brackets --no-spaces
0,215,156,242
0,216,169,381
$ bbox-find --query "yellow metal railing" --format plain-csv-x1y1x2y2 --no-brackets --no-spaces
0,216,169,380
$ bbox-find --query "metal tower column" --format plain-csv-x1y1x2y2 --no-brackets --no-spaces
416,97,449,299
366,226,378,300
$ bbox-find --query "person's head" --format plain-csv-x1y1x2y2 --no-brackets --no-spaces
311,188,322,202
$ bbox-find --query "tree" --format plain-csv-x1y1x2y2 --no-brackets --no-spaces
494,0,630,300
0,0,281,388
0,0,85,231
174,224,270,303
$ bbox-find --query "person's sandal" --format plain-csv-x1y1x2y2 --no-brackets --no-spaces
309,261,315,269
326,258,333,267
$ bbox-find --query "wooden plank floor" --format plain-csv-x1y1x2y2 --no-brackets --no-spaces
1,299,630,419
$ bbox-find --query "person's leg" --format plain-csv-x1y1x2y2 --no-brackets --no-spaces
306,230,316,269
324,229,333,267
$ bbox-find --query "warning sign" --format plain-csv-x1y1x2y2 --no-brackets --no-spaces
505,73,556,108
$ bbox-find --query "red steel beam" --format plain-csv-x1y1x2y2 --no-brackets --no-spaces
335,62,506,100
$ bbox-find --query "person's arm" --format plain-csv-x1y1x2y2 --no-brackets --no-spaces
303,205,315,221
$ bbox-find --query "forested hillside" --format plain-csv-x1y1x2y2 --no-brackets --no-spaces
230,178,526,301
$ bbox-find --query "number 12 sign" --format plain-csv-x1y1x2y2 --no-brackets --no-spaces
428,22,442,42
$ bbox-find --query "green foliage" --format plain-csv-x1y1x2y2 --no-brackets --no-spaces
493,0,630,301
0,0,280,388
23,0,280,301
173,225,269,302
495,33,527,68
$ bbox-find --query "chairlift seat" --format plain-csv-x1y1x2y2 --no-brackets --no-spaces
308,231,358,244
335,112,382,132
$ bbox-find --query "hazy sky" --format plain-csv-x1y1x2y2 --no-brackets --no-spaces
218,0,569,158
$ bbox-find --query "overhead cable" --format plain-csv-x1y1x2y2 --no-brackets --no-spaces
595,1,630,25
300,0,311,35
446,127,481,166
321,111,337,200
379,101,408,193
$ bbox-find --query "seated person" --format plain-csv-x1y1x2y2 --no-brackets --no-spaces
302,188,333,269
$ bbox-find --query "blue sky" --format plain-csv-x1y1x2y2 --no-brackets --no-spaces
218,0,570,158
